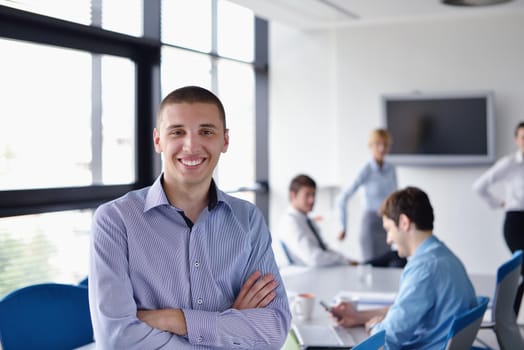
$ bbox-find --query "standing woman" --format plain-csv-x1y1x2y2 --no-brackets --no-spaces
473,121,524,315
337,128,398,262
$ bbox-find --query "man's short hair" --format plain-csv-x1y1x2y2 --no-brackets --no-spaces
289,174,316,195
157,86,226,129
515,121,524,137
379,186,434,230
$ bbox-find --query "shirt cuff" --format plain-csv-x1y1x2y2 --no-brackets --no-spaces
183,309,219,346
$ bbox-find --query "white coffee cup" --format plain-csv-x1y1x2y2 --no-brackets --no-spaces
292,293,316,321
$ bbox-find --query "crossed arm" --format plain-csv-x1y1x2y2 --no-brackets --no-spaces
137,270,278,336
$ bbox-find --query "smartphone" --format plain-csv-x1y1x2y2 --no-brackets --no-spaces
319,300,331,312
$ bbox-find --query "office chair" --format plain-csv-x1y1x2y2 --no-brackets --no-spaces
444,295,490,350
476,250,524,350
352,329,385,350
0,282,94,350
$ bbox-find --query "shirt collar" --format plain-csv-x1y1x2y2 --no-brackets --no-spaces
287,205,308,218
370,159,380,171
410,235,438,260
370,158,390,171
516,151,523,163
144,174,221,212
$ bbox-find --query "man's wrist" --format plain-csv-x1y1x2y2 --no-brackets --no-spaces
170,309,188,336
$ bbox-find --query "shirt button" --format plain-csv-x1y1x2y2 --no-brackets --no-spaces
197,336,203,343
197,298,203,305
194,261,200,267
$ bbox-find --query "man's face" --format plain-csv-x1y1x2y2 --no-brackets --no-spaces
515,127,524,154
383,215,409,258
153,102,229,189
290,186,316,214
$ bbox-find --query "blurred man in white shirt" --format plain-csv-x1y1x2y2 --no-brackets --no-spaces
277,174,354,267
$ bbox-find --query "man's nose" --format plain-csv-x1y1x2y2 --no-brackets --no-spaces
182,133,198,151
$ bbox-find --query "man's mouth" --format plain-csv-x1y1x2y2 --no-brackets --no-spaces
180,158,204,167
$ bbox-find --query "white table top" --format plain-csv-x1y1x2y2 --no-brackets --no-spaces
280,264,495,344
74,265,496,349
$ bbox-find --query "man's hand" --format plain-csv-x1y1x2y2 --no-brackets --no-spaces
338,230,346,241
365,315,385,333
137,309,187,336
329,301,362,328
233,270,278,309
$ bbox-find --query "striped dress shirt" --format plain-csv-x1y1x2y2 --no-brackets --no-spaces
89,175,291,349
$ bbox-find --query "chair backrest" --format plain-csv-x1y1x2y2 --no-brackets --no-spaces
444,295,490,350
492,250,524,350
0,283,93,350
353,329,386,350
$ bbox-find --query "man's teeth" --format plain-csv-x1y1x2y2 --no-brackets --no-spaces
182,159,203,166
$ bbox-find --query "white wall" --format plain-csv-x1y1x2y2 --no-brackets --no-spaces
269,12,524,274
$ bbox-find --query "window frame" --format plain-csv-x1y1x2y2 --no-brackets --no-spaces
0,4,160,217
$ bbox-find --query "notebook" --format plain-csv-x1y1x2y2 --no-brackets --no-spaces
292,323,356,349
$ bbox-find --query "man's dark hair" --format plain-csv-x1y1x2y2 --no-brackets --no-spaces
515,121,524,137
158,86,226,128
379,186,434,230
289,174,316,195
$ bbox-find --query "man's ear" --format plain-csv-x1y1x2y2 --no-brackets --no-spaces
153,128,162,154
398,213,411,231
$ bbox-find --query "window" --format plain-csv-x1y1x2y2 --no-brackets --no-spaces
0,0,143,36
0,210,92,296
161,0,258,201
0,39,136,190
161,47,212,93
0,2,157,294
216,59,255,202
0,0,268,297
161,0,212,52
217,0,254,61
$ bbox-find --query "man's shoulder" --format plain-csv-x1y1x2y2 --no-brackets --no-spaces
219,190,256,210
217,190,261,221
410,240,468,278
96,187,149,214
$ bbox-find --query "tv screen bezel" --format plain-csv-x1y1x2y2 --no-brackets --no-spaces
381,91,496,166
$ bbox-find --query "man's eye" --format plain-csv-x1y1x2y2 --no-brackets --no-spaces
170,130,184,136
201,129,214,136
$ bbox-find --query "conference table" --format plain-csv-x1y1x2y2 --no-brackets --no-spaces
279,264,495,349
74,265,495,349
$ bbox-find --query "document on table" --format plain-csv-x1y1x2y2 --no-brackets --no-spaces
333,291,396,309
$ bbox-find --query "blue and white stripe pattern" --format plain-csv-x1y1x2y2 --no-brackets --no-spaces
89,175,291,349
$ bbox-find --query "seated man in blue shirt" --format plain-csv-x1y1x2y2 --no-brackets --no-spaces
89,86,291,349
330,186,477,350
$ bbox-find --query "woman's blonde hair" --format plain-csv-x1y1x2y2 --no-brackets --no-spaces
368,128,392,146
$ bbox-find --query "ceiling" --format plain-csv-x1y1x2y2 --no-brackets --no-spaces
228,0,524,29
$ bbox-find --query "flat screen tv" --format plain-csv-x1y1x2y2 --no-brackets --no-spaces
381,91,495,166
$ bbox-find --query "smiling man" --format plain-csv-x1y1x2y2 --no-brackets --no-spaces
89,86,291,349
330,186,477,350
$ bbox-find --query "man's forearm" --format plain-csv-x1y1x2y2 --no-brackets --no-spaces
137,308,187,336
358,306,389,325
